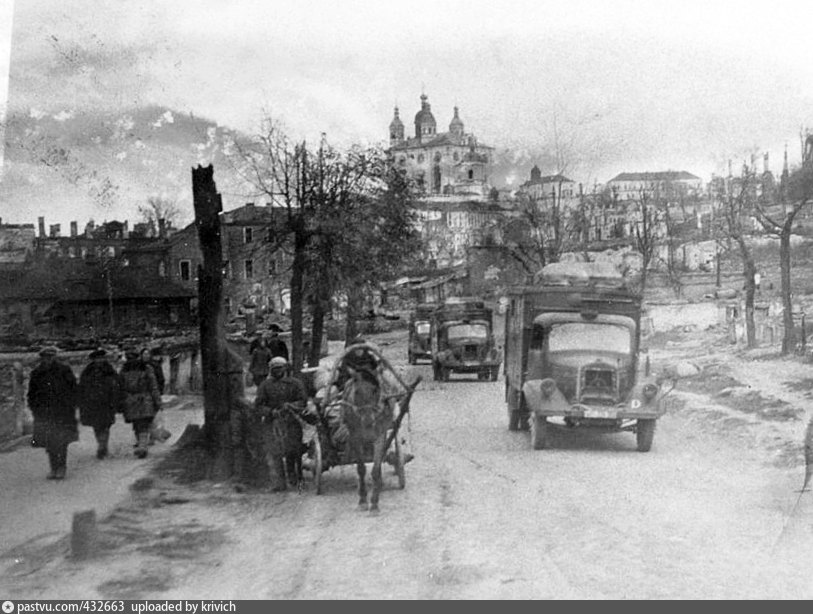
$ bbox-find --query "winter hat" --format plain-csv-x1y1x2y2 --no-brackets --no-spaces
270,356,288,368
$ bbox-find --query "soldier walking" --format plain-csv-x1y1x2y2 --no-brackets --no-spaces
120,347,162,458
27,346,78,479
254,356,308,491
77,348,123,459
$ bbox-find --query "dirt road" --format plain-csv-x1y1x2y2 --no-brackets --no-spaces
4,334,813,599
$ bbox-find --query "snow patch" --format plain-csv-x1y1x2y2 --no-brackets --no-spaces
52,110,74,122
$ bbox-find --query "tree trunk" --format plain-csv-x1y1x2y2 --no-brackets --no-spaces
309,296,326,368
780,229,795,354
192,164,231,481
344,285,363,345
743,257,757,349
289,229,307,374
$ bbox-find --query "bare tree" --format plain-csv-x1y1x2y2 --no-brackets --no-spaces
753,164,813,354
631,189,660,294
714,164,759,348
229,119,420,370
138,196,184,235
661,206,685,299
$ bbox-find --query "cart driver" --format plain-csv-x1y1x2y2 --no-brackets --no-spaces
254,356,309,492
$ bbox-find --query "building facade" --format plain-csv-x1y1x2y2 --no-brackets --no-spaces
606,171,703,202
518,166,579,209
387,94,494,200
167,203,290,318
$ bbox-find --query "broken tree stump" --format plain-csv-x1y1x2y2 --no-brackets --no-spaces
70,510,98,560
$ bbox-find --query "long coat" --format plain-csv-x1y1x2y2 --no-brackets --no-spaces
27,360,78,449
254,376,307,457
77,360,123,428
120,361,161,423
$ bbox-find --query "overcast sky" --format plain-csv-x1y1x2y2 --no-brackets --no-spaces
3,0,813,212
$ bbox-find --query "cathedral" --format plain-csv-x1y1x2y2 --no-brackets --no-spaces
387,94,494,200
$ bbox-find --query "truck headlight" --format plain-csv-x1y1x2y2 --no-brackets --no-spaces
643,383,659,401
540,378,557,399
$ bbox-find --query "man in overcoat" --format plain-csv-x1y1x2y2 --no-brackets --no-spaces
27,346,78,479
77,348,123,459
248,337,272,387
254,356,308,491
120,347,162,458
266,331,290,362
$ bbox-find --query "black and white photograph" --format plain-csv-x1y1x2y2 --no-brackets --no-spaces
3,0,813,600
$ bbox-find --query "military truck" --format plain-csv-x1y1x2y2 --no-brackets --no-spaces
503,262,666,452
407,303,438,365
431,297,501,382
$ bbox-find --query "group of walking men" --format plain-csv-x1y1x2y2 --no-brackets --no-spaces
27,345,166,480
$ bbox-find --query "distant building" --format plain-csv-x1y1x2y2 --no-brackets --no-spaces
167,203,290,317
0,220,36,268
387,93,494,201
0,259,194,338
607,171,703,201
518,166,579,209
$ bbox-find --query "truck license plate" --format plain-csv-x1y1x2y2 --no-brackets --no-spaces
584,409,617,419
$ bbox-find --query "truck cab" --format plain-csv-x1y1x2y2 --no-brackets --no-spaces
504,263,666,451
431,297,501,382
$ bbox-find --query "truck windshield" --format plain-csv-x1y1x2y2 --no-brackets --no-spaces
548,322,631,353
416,322,431,335
447,323,488,341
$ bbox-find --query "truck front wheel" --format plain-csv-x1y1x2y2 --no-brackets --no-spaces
636,419,656,452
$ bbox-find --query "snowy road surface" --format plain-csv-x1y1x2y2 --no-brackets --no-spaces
3,335,813,599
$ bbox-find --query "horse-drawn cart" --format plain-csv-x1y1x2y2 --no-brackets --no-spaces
304,343,420,510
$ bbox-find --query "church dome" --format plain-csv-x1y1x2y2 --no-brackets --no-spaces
449,106,464,136
414,94,436,138
389,106,404,142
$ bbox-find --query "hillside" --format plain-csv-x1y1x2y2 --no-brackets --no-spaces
0,105,249,228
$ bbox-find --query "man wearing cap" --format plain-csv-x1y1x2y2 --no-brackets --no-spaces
120,347,162,458
248,337,272,387
77,348,123,459
254,356,308,491
149,347,166,395
27,346,78,479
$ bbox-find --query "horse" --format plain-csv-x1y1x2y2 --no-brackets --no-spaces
339,366,394,513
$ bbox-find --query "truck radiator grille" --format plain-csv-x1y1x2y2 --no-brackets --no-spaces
580,367,618,406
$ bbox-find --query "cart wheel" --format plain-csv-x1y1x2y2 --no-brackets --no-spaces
636,419,656,452
394,437,406,490
530,414,547,450
311,433,324,494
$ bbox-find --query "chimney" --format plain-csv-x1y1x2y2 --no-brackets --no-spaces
70,221,78,237
38,216,46,238
49,224,61,238
763,152,770,174
158,217,166,238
